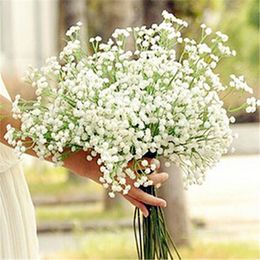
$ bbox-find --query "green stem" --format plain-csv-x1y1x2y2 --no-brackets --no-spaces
134,208,141,259
133,185,182,259
228,103,247,113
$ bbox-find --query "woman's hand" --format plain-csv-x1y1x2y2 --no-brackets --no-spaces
123,171,169,217
0,94,168,217
64,150,168,217
1,92,168,217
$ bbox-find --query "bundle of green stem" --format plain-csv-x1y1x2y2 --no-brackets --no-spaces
133,186,181,260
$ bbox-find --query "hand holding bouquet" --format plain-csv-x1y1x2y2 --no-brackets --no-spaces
5,11,259,259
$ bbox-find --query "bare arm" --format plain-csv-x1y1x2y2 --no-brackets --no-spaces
0,94,168,216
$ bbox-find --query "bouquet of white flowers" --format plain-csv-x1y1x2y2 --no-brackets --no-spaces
5,11,259,259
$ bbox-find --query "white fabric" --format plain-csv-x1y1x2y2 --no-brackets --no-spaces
0,75,39,258
0,159,20,173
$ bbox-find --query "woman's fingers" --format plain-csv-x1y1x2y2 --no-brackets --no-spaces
122,172,169,217
148,172,169,186
124,195,149,217
128,187,167,207
123,171,169,208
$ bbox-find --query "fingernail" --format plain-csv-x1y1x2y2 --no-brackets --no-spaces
143,211,149,218
156,183,162,189
160,201,167,208
165,173,169,179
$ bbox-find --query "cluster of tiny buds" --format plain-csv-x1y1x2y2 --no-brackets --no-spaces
246,97,260,113
200,24,212,35
5,10,259,199
89,36,102,43
65,21,82,37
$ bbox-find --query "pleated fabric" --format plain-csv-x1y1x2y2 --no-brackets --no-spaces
0,75,39,258
0,144,40,259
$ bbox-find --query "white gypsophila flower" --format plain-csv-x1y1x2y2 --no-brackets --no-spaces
6,10,258,196
205,28,212,35
246,97,260,113
229,75,253,94
216,31,228,42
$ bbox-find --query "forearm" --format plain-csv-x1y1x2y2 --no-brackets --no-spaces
0,95,166,213
0,94,101,179
63,150,102,182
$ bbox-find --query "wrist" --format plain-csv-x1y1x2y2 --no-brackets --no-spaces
63,150,102,182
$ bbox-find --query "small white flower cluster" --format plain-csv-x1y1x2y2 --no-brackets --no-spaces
66,22,82,37
246,97,260,113
5,11,259,197
229,74,253,94
162,10,188,27
201,24,212,35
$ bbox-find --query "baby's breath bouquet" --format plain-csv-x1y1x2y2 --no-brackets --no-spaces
5,11,259,260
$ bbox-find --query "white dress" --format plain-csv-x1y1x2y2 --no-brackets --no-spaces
0,76,39,258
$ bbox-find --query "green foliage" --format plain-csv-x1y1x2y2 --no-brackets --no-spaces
25,164,102,196
56,230,137,259
247,0,260,29
169,0,259,122
171,0,224,19
181,240,260,258
36,204,128,222
53,230,260,259
214,0,259,118
223,1,259,70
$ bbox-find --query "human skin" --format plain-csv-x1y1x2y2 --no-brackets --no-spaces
0,94,168,217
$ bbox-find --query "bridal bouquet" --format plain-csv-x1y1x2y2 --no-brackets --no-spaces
5,11,259,259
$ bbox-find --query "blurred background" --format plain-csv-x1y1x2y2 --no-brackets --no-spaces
0,0,259,259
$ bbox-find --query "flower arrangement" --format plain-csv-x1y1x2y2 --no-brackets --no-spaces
5,11,259,259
